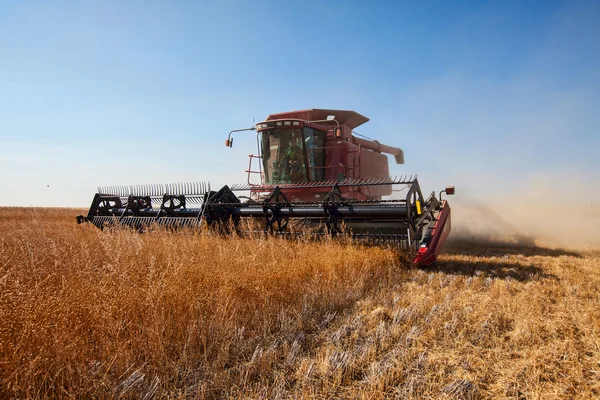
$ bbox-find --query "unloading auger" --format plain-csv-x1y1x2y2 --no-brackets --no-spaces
77,109,455,266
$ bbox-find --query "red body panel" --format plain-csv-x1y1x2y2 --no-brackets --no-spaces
249,109,393,201
413,201,452,266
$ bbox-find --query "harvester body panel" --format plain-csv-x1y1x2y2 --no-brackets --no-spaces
250,109,399,202
414,200,452,266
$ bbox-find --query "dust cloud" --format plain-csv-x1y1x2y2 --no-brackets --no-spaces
447,171,600,251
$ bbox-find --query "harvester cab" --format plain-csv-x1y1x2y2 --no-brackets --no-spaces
228,109,405,202
77,109,454,266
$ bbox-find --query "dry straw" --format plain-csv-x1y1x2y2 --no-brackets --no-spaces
0,208,598,398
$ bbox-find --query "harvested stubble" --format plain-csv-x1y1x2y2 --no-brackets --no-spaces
0,207,599,399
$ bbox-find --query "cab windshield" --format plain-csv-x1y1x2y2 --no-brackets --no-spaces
261,128,326,184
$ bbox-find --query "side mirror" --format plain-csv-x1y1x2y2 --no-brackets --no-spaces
439,186,455,201
226,126,255,149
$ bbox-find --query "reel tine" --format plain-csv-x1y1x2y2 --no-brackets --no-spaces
97,180,213,198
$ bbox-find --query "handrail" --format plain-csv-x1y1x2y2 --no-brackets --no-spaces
246,154,264,185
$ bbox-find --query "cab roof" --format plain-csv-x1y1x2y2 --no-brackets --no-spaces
266,109,369,130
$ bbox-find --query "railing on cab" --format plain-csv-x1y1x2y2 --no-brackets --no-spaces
246,154,264,185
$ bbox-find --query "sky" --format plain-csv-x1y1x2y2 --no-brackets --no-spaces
0,0,599,207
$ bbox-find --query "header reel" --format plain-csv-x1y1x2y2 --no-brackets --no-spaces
77,177,454,266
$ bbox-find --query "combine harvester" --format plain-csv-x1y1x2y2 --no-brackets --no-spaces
77,109,454,266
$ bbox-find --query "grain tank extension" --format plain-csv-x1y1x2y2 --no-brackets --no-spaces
77,109,454,266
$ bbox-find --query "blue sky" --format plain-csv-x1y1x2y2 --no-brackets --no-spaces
0,0,599,206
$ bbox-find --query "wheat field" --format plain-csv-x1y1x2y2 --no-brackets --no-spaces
0,207,598,399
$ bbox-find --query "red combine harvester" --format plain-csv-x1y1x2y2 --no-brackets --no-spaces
77,109,454,266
